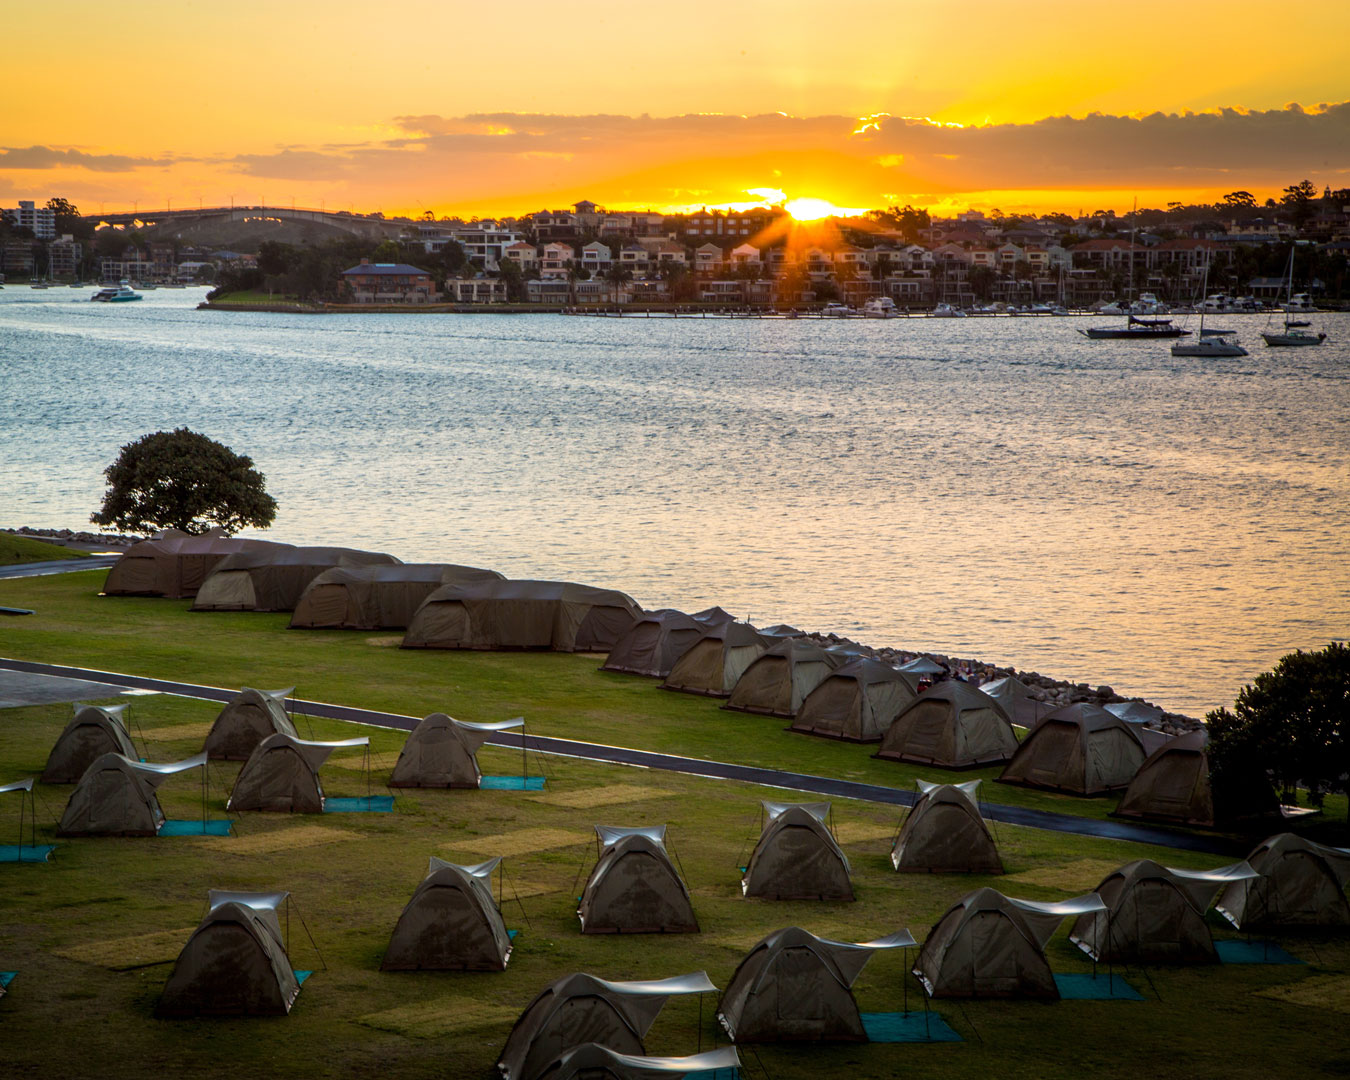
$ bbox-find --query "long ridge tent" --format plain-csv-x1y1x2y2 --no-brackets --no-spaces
157,890,301,1017
892,779,1004,874
1216,833,1350,929
876,681,1017,769
660,622,768,698
742,801,853,901
578,825,698,934
496,971,718,1080
790,656,921,742
203,687,298,762
723,637,845,718
600,610,707,679
977,676,1050,729
227,734,369,814
290,563,505,630
1113,729,1280,828
58,752,208,836
41,704,138,784
404,579,643,653
390,714,525,789
191,545,401,612
998,702,1146,796
383,856,513,970
103,531,293,599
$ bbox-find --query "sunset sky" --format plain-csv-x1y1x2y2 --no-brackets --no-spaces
3,0,1346,219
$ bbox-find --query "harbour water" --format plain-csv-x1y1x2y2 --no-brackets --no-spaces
2,288,1347,716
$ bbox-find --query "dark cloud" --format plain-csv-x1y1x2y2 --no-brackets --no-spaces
0,145,178,172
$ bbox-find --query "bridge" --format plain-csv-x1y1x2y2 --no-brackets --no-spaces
91,205,411,238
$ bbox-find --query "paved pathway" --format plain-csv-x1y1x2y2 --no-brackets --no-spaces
0,656,1235,855
0,556,118,579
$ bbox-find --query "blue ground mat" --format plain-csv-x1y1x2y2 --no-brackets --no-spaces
323,796,394,813
480,776,546,790
1054,973,1144,1000
862,1011,963,1043
507,929,520,940
158,820,233,837
1215,940,1304,965
0,844,55,863
1,972,15,990
294,970,313,984
683,1070,740,1080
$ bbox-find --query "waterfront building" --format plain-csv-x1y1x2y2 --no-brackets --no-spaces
443,276,505,303
48,235,83,277
539,242,575,280
580,241,612,275
6,199,56,239
502,240,538,271
340,259,438,303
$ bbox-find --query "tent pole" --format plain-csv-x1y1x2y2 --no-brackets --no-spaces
697,992,703,1052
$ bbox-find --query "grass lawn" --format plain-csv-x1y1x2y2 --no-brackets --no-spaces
1,570,1348,1079
203,289,304,306
0,534,90,566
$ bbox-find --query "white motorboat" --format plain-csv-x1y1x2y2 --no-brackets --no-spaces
820,302,854,316
931,303,966,318
862,297,898,318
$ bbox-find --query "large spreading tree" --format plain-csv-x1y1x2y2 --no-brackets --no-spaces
91,428,278,536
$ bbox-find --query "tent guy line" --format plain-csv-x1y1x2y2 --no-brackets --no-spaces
0,657,1233,855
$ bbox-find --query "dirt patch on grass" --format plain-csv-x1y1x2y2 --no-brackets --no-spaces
141,722,214,742
54,927,196,970
532,784,667,810
449,828,589,858
1254,974,1350,1015
1004,858,1119,891
210,824,361,855
354,996,520,1038
364,636,404,648
833,821,897,845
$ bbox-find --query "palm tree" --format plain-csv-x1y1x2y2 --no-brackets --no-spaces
602,265,632,303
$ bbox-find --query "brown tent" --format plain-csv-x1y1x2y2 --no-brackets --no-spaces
723,638,844,718
742,802,853,901
203,687,298,762
532,1044,740,1080
915,888,1103,999
496,971,717,1080
876,682,1017,769
41,704,138,783
690,606,736,626
1069,859,1258,964
157,890,300,1017
892,780,1003,874
1113,730,1279,827
601,611,707,678
389,714,524,789
1216,833,1350,929
660,622,768,698
717,927,873,1043
289,563,505,630
191,545,400,612
57,752,206,836
103,531,292,598
382,856,513,970
578,826,698,934
790,657,920,742
403,579,643,653
978,676,1049,729
998,703,1146,795
227,733,367,813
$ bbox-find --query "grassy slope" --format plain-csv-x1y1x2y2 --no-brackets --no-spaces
1,570,1347,1079
0,534,91,566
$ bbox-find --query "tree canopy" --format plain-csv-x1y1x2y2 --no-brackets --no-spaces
1206,642,1350,808
91,428,278,536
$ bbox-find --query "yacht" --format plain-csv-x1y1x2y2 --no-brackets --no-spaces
1082,316,1189,340
1285,292,1317,312
819,302,854,316
862,297,898,318
1263,248,1326,347
931,303,966,318
1128,292,1170,315
91,281,143,303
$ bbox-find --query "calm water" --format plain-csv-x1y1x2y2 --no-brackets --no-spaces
2,288,1347,715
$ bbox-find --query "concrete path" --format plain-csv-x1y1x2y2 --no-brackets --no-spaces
0,557,118,579
0,669,142,708
0,657,1236,855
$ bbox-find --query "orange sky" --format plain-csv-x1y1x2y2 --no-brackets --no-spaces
2,1,1347,218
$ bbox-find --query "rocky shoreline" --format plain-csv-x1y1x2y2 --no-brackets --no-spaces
5,524,1202,733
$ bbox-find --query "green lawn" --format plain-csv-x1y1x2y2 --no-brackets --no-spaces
0,534,90,566
1,570,1348,1079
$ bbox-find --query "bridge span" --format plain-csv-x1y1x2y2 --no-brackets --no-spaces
92,205,408,238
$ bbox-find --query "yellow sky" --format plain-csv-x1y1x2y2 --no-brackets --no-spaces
3,1,1347,217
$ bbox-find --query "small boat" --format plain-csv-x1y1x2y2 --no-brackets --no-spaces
862,297,898,318
931,303,966,318
1262,248,1326,347
91,281,143,303
1081,315,1189,340
820,302,854,316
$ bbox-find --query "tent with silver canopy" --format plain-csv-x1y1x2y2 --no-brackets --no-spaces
892,780,1003,874
383,856,513,970
877,682,1017,769
718,926,914,1043
660,622,768,698
790,657,920,742
724,637,844,718
103,531,292,599
578,825,698,934
390,714,524,789
1216,834,1350,929
227,734,369,814
203,687,297,762
530,1044,740,1080
1069,859,1258,964
601,611,707,679
742,802,853,901
915,888,1106,999
191,545,401,612
41,704,138,784
157,890,301,1017
58,752,207,836
289,563,506,630
998,703,1146,795
496,971,718,1080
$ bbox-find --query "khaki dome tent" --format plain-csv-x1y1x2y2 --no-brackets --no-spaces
533,1044,740,1080
390,713,524,789
496,971,717,1080
191,545,400,612
718,926,874,1043
742,802,853,901
203,687,298,761
998,703,1146,796
57,752,206,836
1113,730,1279,827
1070,859,1258,964
892,780,1003,874
876,682,1017,769
1216,833,1350,929
915,888,1104,999
660,622,768,698
227,733,368,814
790,657,920,742
41,704,138,784
1105,700,1166,725
289,563,505,630
404,579,643,653
724,638,845,718
157,890,300,1017
383,856,513,971
578,826,698,934
103,531,293,599
601,611,706,679
978,676,1048,729
690,606,736,626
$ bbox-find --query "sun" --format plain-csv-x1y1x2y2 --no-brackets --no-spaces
783,196,867,221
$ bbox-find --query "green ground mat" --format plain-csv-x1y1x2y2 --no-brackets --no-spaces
480,776,546,790
323,796,394,813
158,820,233,837
0,844,55,862
1054,974,1144,1000
861,1011,963,1042
1215,940,1304,965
